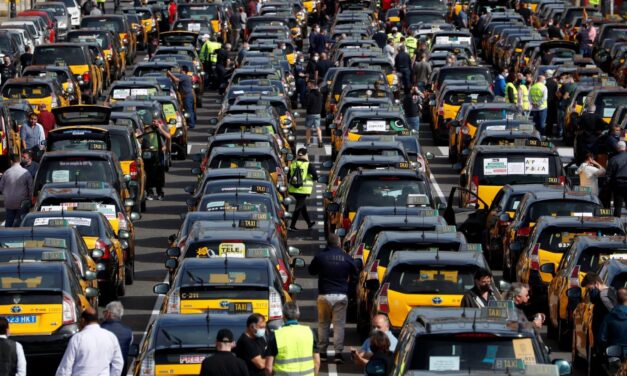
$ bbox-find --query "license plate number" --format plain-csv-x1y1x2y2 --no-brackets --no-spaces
180,354,207,364
7,315,36,324
228,302,252,313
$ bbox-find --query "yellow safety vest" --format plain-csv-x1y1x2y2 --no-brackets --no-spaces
288,160,314,195
274,324,315,376
199,41,211,62
505,82,517,103
387,32,402,44
207,41,222,63
519,84,530,111
529,82,547,110
405,37,418,57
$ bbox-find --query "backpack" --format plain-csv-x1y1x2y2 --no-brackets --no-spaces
290,162,304,188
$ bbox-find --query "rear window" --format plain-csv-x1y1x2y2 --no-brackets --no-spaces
405,12,446,25
348,118,407,134
154,323,245,349
36,158,115,188
181,266,269,286
377,242,460,267
177,4,218,19
527,201,600,223
110,132,134,160
346,89,388,99
342,148,403,158
81,17,124,33
209,155,278,171
476,154,560,185
200,197,271,214
334,71,386,93
537,226,623,253
468,109,517,125
2,84,51,99
25,216,100,237
47,138,108,152
388,264,478,294
443,91,493,105
577,248,627,273
347,177,428,212
34,46,87,65
186,241,275,259
111,87,158,100
0,270,66,290
595,92,627,118
218,124,276,135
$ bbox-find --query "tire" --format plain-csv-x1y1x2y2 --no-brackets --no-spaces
140,198,146,212
557,317,572,351
125,260,134,285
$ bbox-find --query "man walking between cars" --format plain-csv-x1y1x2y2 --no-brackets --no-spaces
288,148,318,230
607,141,627,217
309,234,359,364
101,301,133,376
0,316,26,376
0,153,33,227
529,75,548,135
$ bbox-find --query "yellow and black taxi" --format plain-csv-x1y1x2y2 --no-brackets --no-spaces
469,122,540,151
105,80,163,105
22,210,130,303
205,146,289,188
333,139,409,163
563,86,593,145
1,77,70,112
502,190,603,282
186,168,274,200
176,2,224,37
325,82,392,126
22,64,82,105
80,15,137,65
393,306,573,375
516,215,625,309
459,141,566,210
153,257,300,329
325,168,442,236
328,68,388,106
430,83,495,144
213,114,291,153
0,262,97,364
329,98,395,147
572,258,627,369
129,313,247,376
583,87,627,124
165,219,304,290
548,235,627,349
153,45,202,75
66,28,125,82
231,94,297,139
121,7,158,44
32,43,103,104
370,250,497,331
81,41,111,94
446,102,519,164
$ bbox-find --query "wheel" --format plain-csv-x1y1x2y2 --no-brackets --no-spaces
125,260,134,285
140,197,146,212
557,317,572,351
117,267,126,297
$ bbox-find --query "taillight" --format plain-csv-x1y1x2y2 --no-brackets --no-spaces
530,243,540,270
342,217,351,230
192,74,200,83
62,293,76,325
468,176,478,204
118,212,129,231
438,106,444,116
129,161,138,180
82,72,90,83
139,350,155,376
368,260,379,281
268,287,283,320
277,259,289,286
558,176,565,185
517,227,531,237
166,289,180,313
95,239,111,260
499,214,510,226
355,243,365,261
569,265,581,288
377,282,390,313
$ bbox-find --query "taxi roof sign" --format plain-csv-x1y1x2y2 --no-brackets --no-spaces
246,171,266,179
407,194,430,206
41,251,67,261
545,177,562,185
514,139,553,148
573,186,592,193
436,225,457,233
465,243,483,252
43,238,67,249
480,306,509,320
239,219,258,228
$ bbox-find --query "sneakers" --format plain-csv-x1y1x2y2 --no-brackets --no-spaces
288,226,298,231
334,354,345,364
146,192,155,201
320,353,328,362
157,194,164,201
308,221,316,229
318,141,324,148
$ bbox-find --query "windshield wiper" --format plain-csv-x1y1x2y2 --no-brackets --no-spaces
187,270,206,286
160,328,183,347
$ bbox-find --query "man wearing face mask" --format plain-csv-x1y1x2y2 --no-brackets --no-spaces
236,313,268,376
582,273,617,366
461,269,498,308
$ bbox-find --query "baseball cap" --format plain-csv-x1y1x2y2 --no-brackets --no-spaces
216,328,234,343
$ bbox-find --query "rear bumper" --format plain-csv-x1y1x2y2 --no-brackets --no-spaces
14,323,79,357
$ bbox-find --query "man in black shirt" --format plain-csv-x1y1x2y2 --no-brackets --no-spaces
235,314,268,376
19,46,33,74
517,2,532,25
460,268,498,308
199,329,249,376
229,10,242,49
372,22,388,50
394,46,412,91
314,52,333,84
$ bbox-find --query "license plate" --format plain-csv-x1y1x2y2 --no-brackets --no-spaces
228,302,252,313
179,354,207,364
7,315,36,324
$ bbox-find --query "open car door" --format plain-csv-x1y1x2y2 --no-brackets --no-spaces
443,186,489,244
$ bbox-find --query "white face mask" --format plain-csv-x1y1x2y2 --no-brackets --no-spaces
313,56,319,61
254,327,265,338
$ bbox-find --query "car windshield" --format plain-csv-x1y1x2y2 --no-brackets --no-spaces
388,264,477,294
110,132,134,160
68,33,108,49
538,226,623,253
347,177,428,212
218,124,276,135
2,84,52,99
47,137,108,152
378,242,460,267
410,335,540,371
36,157,115,189
342,148,403,158
577,247,627,273
334,71,386,93
444,91,493,105
405,12,446,25
528,201,600,223
476,154,559,185
0,270,66,290
81,18,123,33
36,5,65,16
24,216,100,237
595,93,627,118
34,46,86,65
200,197,271,214
186,241,275,259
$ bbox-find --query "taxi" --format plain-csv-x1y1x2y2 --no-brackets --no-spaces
329,98,396,147
186,168,275,201
502,190,603,282
121,7,157,44
393,306,572,375
205,146,289,188
1,77,70,112
22,64,82,105
22,210,128,302
0,262,97,364
333,139,408,163
572,258,627,369
153,258,301,329
459,141,566,210
429,83,495,144
213,114,291,153
547,236,627,349
130,314,247,376
66,28,125,81
32,43,103,104
324,80,391,124
176,2,224,37
328,68,388,105
370,250,497,331
469,122,540,151
346,58,397,89
231,94,297,138
516,215,625,308
583,87,627,124
105,80,163,105
80,15,137,66
326,168,441,235
165,219,304,290
153,45,202,75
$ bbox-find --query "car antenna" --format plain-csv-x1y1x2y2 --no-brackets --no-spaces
75,171,80,195
461,306,466,318
472,310,477,331
393,197,397,215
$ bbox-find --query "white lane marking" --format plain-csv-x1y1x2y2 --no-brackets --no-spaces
317,207,323,212
187,144,192,156
558,147,574,158
437,146,448,156
429,169,446,203
327,349,338,376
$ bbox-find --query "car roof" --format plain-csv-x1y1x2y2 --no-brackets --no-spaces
387,250,486,268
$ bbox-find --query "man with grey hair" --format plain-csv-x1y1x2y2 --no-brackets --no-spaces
504,283,544,329
607,140,627,217
101,301,133,375
309,234,359,363
265,302,321,375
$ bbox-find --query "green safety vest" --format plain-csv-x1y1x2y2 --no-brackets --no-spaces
405,36,418,57
589,0,599,5
288,160,314,195
199,41,211,62
519,84,530,111
387,32,402,44
206,41,222,63
142,130,159,151
505,82,517,103
273,324,315,376
529,82,547,110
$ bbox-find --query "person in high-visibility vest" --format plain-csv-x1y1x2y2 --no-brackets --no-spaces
199,34,213,89
387,27,402,45
529,75,548,135
516,73,531,117
265,302,320,376
505,75,517,104
287,148,318,230
404,32,418,59
203,36,221,89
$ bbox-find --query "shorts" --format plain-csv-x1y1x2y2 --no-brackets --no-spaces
306,114,321,129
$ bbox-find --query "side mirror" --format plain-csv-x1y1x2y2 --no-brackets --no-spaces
283,197,294,206
425,152,434,160
288,283,303,294
498,279,511,292
540,263,556,276
318,175,329,184
130,212,140,221
364,279,380,291
128,344,139,357
191,167,201,175
566,287,582,299
124,198,134,207
118,230,130,239
166,247,181,257
153,282,170,294
326,202,340,213
606,345,623,358
292,257,306,268
499,213,511,222
322,160,334,169
91,249,103,259
123,174,132,183
283,166,290,174
288,246,300,256
165,258,178,269
208,117,218,125
286,153,294,161
184,185,195,194
85,270,97,280
335,228,346,237
552,359,572,376
85,287,98,298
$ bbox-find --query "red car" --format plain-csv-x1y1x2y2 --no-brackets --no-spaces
18,10,56,42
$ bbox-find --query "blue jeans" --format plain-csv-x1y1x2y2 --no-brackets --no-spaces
532,109,547,135
184,95,195,129
399,68,412,90
5,208,24,227
407,116,420,132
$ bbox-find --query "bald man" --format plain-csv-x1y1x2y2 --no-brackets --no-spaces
352,315,398,367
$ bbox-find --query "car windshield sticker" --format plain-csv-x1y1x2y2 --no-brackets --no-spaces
429,356,460,371
218,243,246,258
33,217,91,227
512,338,536,365
507,162,524,175
51,170,70,182
483,158,507,175
365,120,387,132
524,158,548,175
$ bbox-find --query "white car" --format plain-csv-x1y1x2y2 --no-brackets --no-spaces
37,0,81,27
0,21,44,46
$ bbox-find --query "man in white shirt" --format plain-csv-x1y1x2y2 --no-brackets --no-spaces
0,316,27,376
56,308,124,376
576,152,606,196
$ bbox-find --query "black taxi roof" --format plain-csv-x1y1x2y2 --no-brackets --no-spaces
388,250,488,269
375,229,466,245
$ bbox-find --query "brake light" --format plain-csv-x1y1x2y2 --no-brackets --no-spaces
368,260,379,280
438,106,444,116
530,243,540,270
277,259,289,286
82,72,90,83
166,289,180,313
95,239,111,260
139,350,155,376
62,293,77,325
517,227,531,237
192,74,200,83
129,161,138,180
558,176,565,185
342,217,351,230
268,287,283,320
117,212,129,231
377,282,390,313
355,243,365,260
569,265,581,288
468,176,478,204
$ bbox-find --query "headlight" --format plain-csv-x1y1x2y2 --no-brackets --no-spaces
59,21,67,29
